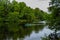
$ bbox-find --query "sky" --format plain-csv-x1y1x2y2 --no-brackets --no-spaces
16,0,50,12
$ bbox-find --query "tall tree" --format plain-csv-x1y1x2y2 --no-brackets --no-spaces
48,0,60,30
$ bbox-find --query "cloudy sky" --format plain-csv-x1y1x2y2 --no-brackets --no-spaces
16,0,50,12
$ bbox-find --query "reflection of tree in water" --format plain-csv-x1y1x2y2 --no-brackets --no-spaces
33,25,44,33
0,25,44,40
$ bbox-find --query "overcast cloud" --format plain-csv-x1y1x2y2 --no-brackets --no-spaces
16,0,50,12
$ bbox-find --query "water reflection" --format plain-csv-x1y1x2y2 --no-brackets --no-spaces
24,26,54,40
0,25,54,40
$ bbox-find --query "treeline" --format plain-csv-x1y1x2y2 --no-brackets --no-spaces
0,0,46,33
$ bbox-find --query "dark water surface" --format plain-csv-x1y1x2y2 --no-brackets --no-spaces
0,25,54,40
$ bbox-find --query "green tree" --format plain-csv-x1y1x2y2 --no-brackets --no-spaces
7,12,20,32
48,0,60,30
34,8,45,21
0,0,46,33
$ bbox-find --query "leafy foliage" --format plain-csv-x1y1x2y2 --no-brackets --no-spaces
0,0,46,33
48,0,60,30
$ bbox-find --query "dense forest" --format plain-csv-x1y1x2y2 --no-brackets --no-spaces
0,0,60,40
0,0,47,33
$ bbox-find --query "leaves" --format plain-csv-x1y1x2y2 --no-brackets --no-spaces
48,0,60,30
0,0,46,32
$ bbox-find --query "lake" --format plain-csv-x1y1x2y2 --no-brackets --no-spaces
22,25,54,40
2,25,54,40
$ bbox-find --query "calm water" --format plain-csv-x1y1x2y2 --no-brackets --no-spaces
23,26,54,40
5,25,54,40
